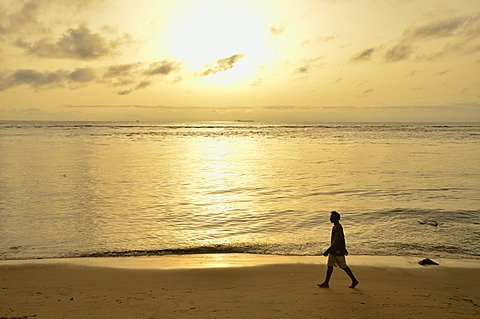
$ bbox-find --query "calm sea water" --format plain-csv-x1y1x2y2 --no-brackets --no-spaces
0,121,479,260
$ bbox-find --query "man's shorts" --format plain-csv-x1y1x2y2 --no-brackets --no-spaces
327,254,347,268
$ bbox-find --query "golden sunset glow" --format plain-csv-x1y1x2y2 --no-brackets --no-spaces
0,0,479,122
161,0,270,80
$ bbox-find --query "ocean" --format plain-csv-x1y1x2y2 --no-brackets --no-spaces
0,121,479,260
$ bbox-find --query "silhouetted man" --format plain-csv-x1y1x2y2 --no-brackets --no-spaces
318,211,359,288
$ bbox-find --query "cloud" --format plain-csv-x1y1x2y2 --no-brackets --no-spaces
17,25,131,60
115,80,151,96
301,35,336,47
68,67,96,82
384,43,414,62
103,63,141,78
269,25,285,36
63,104,255,111
0,0,42,36
353,11,480,63
117,89,131,96
102,63,142,90
0,72,10,91
293,57,323,77
200,54,244,76
0,58,183,94
261,105,296,110
102,60,181,95
259,102,480,121
295,66,310,74
1,0,106,39
0,68,99,91
24,102,479,122
435,69,450,76
350,47,376,62
135,81,151,90
402,16,469,41
389,13,479,61
362,88,375,95
10,69,67,88
295,64,312,74
251,78,264,87
145,60,181,76
0,39,181,93
109,60,181,95
3,2,129,59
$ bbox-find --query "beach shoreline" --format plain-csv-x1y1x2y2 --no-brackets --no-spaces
1,254,479,269
1,254,479,318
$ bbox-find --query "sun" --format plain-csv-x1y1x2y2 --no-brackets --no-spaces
160,0,270,81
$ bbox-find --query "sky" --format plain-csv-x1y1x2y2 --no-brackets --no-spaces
0,0,479,122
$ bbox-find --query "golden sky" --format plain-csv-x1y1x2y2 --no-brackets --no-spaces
0,0,479,122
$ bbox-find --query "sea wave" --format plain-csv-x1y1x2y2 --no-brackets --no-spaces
6,239,479,261
1,122,479,261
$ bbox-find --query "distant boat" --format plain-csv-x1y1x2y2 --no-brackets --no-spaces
235,120,254,122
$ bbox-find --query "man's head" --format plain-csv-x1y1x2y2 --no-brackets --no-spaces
330,211,341,223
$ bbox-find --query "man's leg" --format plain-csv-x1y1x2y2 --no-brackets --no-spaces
318,266,333,288
318,255,335,288
342,267,359,288
336,256,359,288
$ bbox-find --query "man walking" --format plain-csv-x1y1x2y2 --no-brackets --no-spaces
318,211,359,288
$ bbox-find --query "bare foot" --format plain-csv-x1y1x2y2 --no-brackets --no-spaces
317,282,329,288
349,280,359,288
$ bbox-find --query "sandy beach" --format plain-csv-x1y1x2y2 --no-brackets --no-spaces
1,254,479,319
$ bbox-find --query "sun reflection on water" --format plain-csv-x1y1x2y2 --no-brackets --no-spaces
178,135,262,243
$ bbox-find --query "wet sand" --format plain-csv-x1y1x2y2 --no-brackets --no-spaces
1,255,479,318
